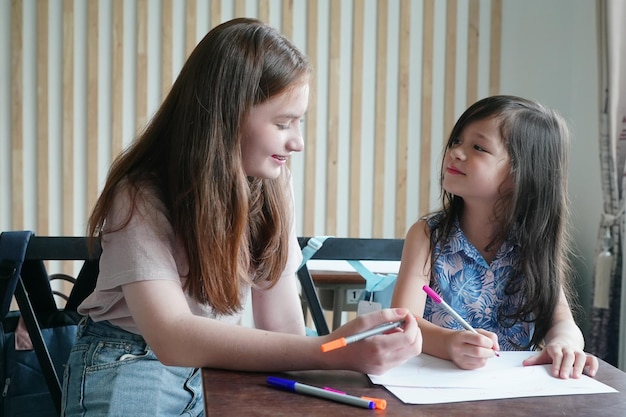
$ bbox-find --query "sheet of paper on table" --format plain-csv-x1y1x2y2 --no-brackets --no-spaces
368,351,618,404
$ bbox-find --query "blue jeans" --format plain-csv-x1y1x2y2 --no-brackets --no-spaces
61,318,204,417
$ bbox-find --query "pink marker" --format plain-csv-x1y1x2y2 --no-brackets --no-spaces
423,285,500,357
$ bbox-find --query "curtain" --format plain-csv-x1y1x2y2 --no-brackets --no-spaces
590,0,626,369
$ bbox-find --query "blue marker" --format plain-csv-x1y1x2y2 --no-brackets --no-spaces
267,377,376,409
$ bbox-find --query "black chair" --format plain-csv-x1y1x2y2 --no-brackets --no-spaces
0,235,100,416
24,236,101,312
297,237,404,336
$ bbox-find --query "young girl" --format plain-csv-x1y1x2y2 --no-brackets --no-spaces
391,95,597,380
62,18,421,416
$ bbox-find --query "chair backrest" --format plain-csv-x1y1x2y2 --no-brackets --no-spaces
23,236,101,311
297,237,404,336
25,236,406,336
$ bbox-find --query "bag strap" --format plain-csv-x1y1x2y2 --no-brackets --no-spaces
0,230,63,415
299,236,331,269
346,260,397,293
0,230,33,320
65,258,99,312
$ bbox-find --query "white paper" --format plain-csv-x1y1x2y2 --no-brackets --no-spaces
368,352,618,404
306,260,400,273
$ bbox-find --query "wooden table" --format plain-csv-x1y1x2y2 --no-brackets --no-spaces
202,358,626,416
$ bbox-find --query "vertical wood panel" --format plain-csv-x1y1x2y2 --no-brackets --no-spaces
37,0,49,233
136,0,147,130
325,0,340,234
444,0,457,139
235,0,246,17
186,0,197,57
87,1,98,213
395,0,410,237
282,0,293,38
419,0,434,217
112,1,123,158
489,0,502,95
303,0,318,236
372,0,388,238
12,0,24,228
61,0,74,275
348,0,364,237
210,0,221,28
466,0,479,106
162,0,172,97
62,0,73,236
282,0,294,173
258,0,270,24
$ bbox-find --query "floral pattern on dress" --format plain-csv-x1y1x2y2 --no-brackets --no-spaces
422,214,534,351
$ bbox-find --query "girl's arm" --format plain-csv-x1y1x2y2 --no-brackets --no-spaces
122,279,422,374
522,289,599,379
251,208,308,334
251,271,306,335
391,220,432,316
392,220,498,369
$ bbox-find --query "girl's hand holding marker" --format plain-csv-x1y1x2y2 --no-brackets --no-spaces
422,285,500,358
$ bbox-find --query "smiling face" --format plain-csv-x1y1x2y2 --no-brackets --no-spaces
240,82,309,179
442,116,513,203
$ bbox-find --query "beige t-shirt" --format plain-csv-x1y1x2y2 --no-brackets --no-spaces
78,182,303,334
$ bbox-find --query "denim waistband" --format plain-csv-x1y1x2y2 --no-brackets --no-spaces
78,316,147,344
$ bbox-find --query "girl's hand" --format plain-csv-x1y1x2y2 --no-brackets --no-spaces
522,343,599,379
447,329,499,370
320,308,422,375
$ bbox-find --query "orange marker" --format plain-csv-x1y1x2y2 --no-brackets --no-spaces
320,320,405,353
361,396,387,410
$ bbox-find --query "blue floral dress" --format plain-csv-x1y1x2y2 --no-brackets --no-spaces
422,214,534,350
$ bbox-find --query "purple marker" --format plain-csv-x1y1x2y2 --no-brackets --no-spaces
267,377,376,409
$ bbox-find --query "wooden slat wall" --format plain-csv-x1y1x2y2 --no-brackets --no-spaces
112,1,123,158
10,0,24,228
325,0,340,234
419,0,434,218
136,0,148,131
372,0,388,238
395,0,411,238
37,1,48,234
302,0,318,235
62,0,74,237
348,0,364,238
87,1,98,216
2,0,502,241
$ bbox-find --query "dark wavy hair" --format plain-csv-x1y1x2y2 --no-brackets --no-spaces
431,95,574,349
87,18,311,315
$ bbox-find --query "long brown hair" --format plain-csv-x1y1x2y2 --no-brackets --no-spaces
88,18,311,315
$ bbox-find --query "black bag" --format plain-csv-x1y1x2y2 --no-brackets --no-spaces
0,231,98,417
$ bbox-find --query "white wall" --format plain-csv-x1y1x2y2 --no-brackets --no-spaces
500,0,602,333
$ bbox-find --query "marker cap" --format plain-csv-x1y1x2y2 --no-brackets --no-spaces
361,396,387,410
422,285,442,303
267,376,296,391
320,338,347,352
